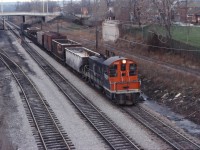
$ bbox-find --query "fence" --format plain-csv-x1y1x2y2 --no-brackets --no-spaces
120,23,200,62
146,30,200,62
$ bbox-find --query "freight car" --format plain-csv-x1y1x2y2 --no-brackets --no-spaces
24,27,41,42
22,27,141,105
43,32,66,52
65,47,99,73
52,39,81,61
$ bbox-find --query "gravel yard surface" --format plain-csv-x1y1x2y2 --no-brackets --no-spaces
0,31,37,150
27,38,171,150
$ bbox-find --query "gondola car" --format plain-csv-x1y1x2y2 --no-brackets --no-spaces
25,27,41,42
43,32,66,52
52,39,81,62
65,47,99,72
37,31,45,46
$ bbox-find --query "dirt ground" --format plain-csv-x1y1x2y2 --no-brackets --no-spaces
30,18,200,125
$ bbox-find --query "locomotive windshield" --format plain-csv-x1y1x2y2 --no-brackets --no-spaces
121,63,126,71
109,64,118,77
129,64,137,76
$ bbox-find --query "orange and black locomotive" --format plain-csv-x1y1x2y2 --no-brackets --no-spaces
85,55,140,105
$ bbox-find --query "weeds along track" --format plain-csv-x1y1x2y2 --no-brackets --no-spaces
0,52,74,150
7,21,142,149
124,106,200,150
80,38,200,77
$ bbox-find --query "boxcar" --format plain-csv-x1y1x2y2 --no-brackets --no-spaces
52,39,81,61
43,32,66,51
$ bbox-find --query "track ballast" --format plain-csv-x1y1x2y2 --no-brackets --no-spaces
0,52,74,150
124,106,200,150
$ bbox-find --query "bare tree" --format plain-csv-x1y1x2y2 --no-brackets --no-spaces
113,0,150,25
130,0,148,26
63,1,82,15
151,0,179,42
15,0,58,13
15,2,32,12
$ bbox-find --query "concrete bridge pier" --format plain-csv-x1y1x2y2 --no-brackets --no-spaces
22,16,26,23
42,16,45,22
3,18,5,30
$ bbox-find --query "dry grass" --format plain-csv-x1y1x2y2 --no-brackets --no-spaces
138,60,200,124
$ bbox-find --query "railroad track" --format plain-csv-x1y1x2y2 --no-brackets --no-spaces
6,21,141,149
79,23,200,149
0,52,74,150
23,35,141,150
9,21,200,149
124,106,200,150
79,38,200,149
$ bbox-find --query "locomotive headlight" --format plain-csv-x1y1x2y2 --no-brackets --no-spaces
122,59,126,64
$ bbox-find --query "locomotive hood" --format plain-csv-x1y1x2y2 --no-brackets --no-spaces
103,56,126,66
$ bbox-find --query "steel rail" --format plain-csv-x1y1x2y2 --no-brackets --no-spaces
6,21,142,150
22,34,141,150
0,51,72,150
124,106,200,150
0,53,47,150
7,20,200,150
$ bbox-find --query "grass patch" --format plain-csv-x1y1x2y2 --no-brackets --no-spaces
148,25,200,48
171,26,200,48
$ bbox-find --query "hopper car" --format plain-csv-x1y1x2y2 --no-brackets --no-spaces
22,27,141,105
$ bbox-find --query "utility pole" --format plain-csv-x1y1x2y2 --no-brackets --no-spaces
71,0,73,14
1,1,3,13
47,0,49,13
88,0,91,13
95,0,98,50
3,18,5,30
43,0,44,13
57,20,59,33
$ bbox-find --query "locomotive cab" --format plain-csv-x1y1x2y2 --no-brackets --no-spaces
103,56,141,105
87,55,141,105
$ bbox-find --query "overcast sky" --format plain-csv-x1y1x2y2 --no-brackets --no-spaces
0,0,80,3
1,0,66,2
1,0,31,2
